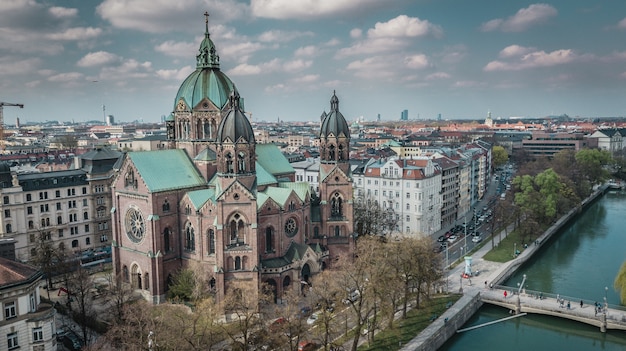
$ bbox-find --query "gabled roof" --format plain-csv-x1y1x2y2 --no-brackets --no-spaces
194,148,217,161
0,257,42,288
261,187,294,208
256,161,278,186
279,182,310,202
187,188,216,210
128,149,206,192
256,143,295,176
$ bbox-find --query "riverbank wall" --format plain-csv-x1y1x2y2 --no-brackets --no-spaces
400,185,608,351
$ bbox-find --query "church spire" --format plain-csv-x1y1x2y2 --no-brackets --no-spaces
196,11,220,69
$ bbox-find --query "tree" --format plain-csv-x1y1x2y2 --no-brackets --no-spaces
308,270,344,350
29,229,69,299
58,134,78,150
221,281,272,350
105,272,136,324
575,148,612,186
353,196,398,237
66,266,98,346
615,261,626,305
492,145,509,169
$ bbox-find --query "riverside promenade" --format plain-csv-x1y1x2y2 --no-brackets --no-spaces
399,185,626,351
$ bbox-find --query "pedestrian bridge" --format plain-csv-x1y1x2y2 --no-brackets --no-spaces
480,287,626,332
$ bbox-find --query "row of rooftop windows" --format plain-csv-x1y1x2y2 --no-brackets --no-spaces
2,186,107,205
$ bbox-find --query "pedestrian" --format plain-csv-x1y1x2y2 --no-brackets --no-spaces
557,294,560,304
484,281,488,288
580,300,583,308
567,301,571,310
504,290,508,298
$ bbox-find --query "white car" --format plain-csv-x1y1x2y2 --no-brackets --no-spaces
306,313,319,325
447,235,458,243
472,235,482,243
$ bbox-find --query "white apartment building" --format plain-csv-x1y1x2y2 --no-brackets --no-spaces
0,257,56,351
291,159,320,194
0,148,121,262
353,157,442,237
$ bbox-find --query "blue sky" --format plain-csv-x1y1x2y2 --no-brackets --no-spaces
3,0,626,124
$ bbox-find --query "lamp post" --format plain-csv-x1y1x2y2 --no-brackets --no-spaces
513,243,517,257
604,286,608,312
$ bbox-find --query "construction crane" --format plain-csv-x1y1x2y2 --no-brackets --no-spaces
0,102,24,150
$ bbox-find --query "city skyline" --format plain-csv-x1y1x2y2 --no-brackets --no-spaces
3,0,626,124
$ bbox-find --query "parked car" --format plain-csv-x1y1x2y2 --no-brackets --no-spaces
269,317,287,332
447,235,458,243
472,235,482,243
300,306,312,317
306,312,319,325
437,235,446,242
298,341,318,351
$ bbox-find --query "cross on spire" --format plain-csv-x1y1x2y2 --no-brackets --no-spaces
204,11,209,32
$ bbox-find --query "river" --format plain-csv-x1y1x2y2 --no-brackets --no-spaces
439,190,626,350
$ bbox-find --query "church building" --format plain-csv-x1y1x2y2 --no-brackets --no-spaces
111,13,355,304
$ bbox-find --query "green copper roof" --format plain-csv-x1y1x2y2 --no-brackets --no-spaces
261,187,293,208
187,188,215,210
256,162,277,186
194,147,217,161
128,149,206,193
256,143,295,176
173,13,235,111
279,182,310,202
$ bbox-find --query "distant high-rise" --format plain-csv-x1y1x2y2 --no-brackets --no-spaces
437,113,442,121
377,113,381,122
401,109,408,121
106,114,115,126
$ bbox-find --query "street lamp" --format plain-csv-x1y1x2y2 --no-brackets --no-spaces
604,286,608,311
513,243,517,257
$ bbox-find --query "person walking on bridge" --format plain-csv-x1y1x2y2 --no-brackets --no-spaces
580,300,583,308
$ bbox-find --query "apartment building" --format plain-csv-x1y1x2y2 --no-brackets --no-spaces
353,157,442,237
0,148,121,262
0,257,56,351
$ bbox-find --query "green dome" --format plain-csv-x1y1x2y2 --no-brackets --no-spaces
173,13,236,111
320,91,350,138
174,69,235,111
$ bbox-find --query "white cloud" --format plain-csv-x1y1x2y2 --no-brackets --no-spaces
481,4,557,32
346,57,396,79
453,80,485,88
154,41,197,58
258,30,314,43
292,74,319,83
77,51,120,67
228,59,281,76
499,45,535,58
484,49,576,71
220,42,265,63
99,59,153,80
350,28,362,39
156,66,194,80
48,72,84,82
97,0,247,33
404,54,429,69
251,0,381,20
283,59,312,72
367,15,443,39
621,72,626,79
336,37,406,58
48,6,77,18
426,72,451,80
294,45,317,57
46,27,102,40
0,57,41,75
618,18,626,30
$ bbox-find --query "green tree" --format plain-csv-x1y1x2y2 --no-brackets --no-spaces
492,145,509,169
168,268,196,301
615,261,626,305
575,148,612,186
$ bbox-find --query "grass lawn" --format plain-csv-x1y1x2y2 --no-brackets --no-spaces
357,294,461,351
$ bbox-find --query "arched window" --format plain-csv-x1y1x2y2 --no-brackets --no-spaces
208,229,215,254
185,223,195,252
71,239,79,248
229,214,245,245
313,226,319,237
328,144,335,160
235,256,241,270
226,153,234,173
83,211,89,220
265,227,274,252
209,277,216,292
338,144,344,160
5,224,11,233
123,265,129,282
144,273,149,291
28,220,34,229
57,216,62,225
237,152,246,173
331,192,343,217
334,226,340,237
162,200,170,212
163,228,170,252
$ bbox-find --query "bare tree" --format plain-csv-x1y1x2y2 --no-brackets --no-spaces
309,270,344,350
29,229,68,299
66,266,97,346
221,281,272,350
105,272,136,324
353,196,399,237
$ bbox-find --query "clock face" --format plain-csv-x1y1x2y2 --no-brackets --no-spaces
285,218,298,237
177,101,186,111
125,207,145,243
